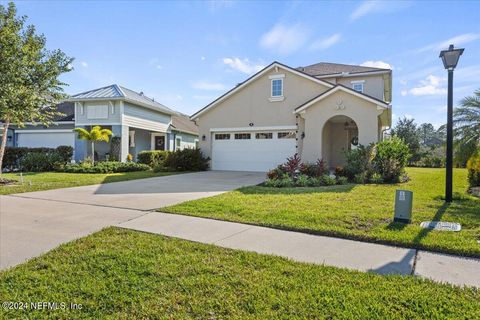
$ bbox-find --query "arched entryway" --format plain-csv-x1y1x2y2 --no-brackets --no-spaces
322,115,359,169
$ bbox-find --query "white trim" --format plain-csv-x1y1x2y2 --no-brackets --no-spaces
15,129,73,133
350,80,365,83
175,135,182,149
294,86,389,114
268,73,285,79
123,115,170,132
76,122,121,126
190,62,334,120
352,82,364,93
150,132,167,150
7,121,75,126
269,96,285,102
109,101,115,114
314,70,390,79
210,125,297,133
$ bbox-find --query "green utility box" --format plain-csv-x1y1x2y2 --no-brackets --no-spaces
394,190,413,223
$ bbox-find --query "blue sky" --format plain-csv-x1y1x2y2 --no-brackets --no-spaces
8,0,480,127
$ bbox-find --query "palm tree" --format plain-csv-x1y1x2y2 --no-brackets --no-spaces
453,89,480,146
73,126,113,164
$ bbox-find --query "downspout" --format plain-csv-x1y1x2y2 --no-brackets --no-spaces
381,105,392,140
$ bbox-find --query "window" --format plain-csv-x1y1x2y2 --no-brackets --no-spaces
215,133,230,140
194,139,199,149
271,79,283,97
129,131,135,147
176,137,182,147
278,131,296,139
234,133,251,140
255,132,273,139
351,81,364,93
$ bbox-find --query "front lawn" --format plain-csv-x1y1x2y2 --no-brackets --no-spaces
0,228,478,319
0,171,178,195
163,168,480,257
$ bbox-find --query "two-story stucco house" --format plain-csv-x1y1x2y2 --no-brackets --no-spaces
191,61,392,172
7,84,198,162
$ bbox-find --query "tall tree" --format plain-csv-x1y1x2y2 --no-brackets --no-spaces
0,2,72,173
391,117,421,163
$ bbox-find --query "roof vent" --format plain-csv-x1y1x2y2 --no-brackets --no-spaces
341,72,350,77
139,91,144,96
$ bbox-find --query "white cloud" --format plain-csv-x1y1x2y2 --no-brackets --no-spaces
350,1,409,21
200,56,206,61
401,90,408,96
408,75,447,96
192,81,227,91
222,57,265,75
81,61,88,68
309,33,341,51
260,23,309,55
399,79,407,85
156,65,163,70
417,33,480,53
360,60,392,69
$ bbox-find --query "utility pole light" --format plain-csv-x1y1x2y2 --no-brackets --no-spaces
439,44,464,203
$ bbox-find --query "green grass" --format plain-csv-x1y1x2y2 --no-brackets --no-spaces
163,168,480,257
0,171,178,195
0,228,478,319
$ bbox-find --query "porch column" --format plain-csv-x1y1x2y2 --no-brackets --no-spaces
74,126,87,162
112,125,129,162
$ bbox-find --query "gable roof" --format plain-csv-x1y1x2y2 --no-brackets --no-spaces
190,61,334,120
296,62,390,77
171,113,198,135
295,84,390,114
70,84,175,115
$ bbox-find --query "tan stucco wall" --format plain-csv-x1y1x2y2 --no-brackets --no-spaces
300,90,383,162
323,74,385,101
196,67,330,158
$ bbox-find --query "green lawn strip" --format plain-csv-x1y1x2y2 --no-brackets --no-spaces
162,168,480,257
0,228,478,319
0,171,179,195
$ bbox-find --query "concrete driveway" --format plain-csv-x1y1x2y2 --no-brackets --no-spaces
0,171,265,269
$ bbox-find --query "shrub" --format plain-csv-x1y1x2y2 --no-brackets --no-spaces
55,146,74,163
373,137,410,183
354,172,367,184
137,150,171,167
467,152,480,188
344,144,376,180
2,146,72,170
267,165,286,180
299,163,317,177
283,153,302,179
19,152,64,172
295,174,310,187
163,148,209,171
336,176,349,185
63,161,150,173
275,174,294,188
369,173,384,184
319,174,336,186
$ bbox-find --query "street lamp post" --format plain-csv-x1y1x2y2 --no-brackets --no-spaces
439,44,464,203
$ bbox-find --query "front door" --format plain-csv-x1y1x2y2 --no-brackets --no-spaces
154,136,165,150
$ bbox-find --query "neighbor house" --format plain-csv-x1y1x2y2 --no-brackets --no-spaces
191,61,392,172
6,84,198,162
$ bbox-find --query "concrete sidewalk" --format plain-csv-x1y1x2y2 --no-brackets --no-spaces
119,212,480,288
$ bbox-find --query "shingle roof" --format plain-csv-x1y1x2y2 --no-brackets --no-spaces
71,84,175,115
171,113,198,135
296,62,390,77
53,102,75,121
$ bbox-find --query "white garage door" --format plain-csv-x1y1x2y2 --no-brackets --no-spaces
17,131,75,148
212,131,296,172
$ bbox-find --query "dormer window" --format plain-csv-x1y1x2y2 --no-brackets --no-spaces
269,74,285,102
351,80,365,93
